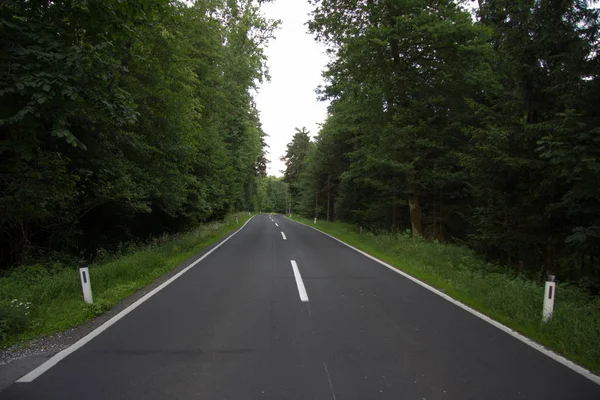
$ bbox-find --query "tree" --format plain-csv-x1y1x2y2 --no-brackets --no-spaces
308,0,492,237
281,127,312,212
266,177,288,213
294,0,600,282
464,0,600,272
0,0,277,266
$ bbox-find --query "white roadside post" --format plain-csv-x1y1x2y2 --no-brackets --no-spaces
314,217,317,224
79,261,93,304
542,274,556,323
236,216,239,224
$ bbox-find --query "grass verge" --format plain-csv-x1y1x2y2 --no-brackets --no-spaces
289,215,600,375
0,212,253,347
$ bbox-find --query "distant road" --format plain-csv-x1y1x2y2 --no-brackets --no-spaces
3,214,599,399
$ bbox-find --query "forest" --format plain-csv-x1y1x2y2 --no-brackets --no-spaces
282,0,600,286
2,0,599,286
0,0,282,268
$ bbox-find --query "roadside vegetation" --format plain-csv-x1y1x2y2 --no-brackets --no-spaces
0,1,284,348
1,2,276,273
282,1,600,290
280,0,600,377
0,213,252,347
290,216,600,375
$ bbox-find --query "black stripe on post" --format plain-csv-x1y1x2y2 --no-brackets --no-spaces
82,271,87,284
548,285,553,300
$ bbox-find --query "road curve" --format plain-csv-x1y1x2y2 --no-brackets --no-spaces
2,214,599,399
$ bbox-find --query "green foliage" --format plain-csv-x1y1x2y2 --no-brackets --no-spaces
281,127,312,210
266,177,289,213
0,299,32,341
288,0,600,282
0,1,276,267
248,176,288,213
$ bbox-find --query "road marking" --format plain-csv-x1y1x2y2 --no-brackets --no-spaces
275,223,279,227
290,260,309,302
281,231,286,240
16,217,257,383
324,363,337,400
284,217,600,386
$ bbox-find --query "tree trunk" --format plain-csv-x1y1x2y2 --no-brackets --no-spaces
434,188,445,241
438,202,445,241
327,174,331,222
408,194,422,237
15,219,28,264
545,239,553,274
391,177,398,230
392,199,398,230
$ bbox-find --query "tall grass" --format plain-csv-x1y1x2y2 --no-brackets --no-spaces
291,216,600,374
0,213,252,346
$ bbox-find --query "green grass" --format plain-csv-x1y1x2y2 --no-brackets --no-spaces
0,212,253,347
289,215,600,375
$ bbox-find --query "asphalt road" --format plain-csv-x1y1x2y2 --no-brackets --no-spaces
2,214,599,399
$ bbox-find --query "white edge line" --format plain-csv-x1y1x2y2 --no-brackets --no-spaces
284,216,600,386
290,260,309,302
324,362,337,400
281,231,287,240
16,215,257,383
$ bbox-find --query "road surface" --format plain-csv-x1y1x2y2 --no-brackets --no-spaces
2,214,599,399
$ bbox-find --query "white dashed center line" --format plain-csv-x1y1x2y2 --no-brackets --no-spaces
290,260,309,302
281,232,287,240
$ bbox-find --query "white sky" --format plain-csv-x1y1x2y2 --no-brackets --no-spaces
254,0,330,177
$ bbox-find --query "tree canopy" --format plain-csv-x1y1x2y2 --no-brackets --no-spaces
285,0,600,283
0,0,277,266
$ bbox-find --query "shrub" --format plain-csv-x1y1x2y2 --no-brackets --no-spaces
0,299,31,341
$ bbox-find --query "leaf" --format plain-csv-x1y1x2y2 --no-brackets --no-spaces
42,84,51,92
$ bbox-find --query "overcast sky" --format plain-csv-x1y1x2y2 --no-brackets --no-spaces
254,0,329,177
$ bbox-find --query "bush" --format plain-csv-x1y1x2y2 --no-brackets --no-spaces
86,299,112,318
0,299,31,341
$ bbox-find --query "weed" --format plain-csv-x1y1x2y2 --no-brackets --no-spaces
0,299,32,341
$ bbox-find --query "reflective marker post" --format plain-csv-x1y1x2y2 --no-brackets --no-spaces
236,216,239,224
79,261,93,304
314,217,317,224
542,274,556,323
